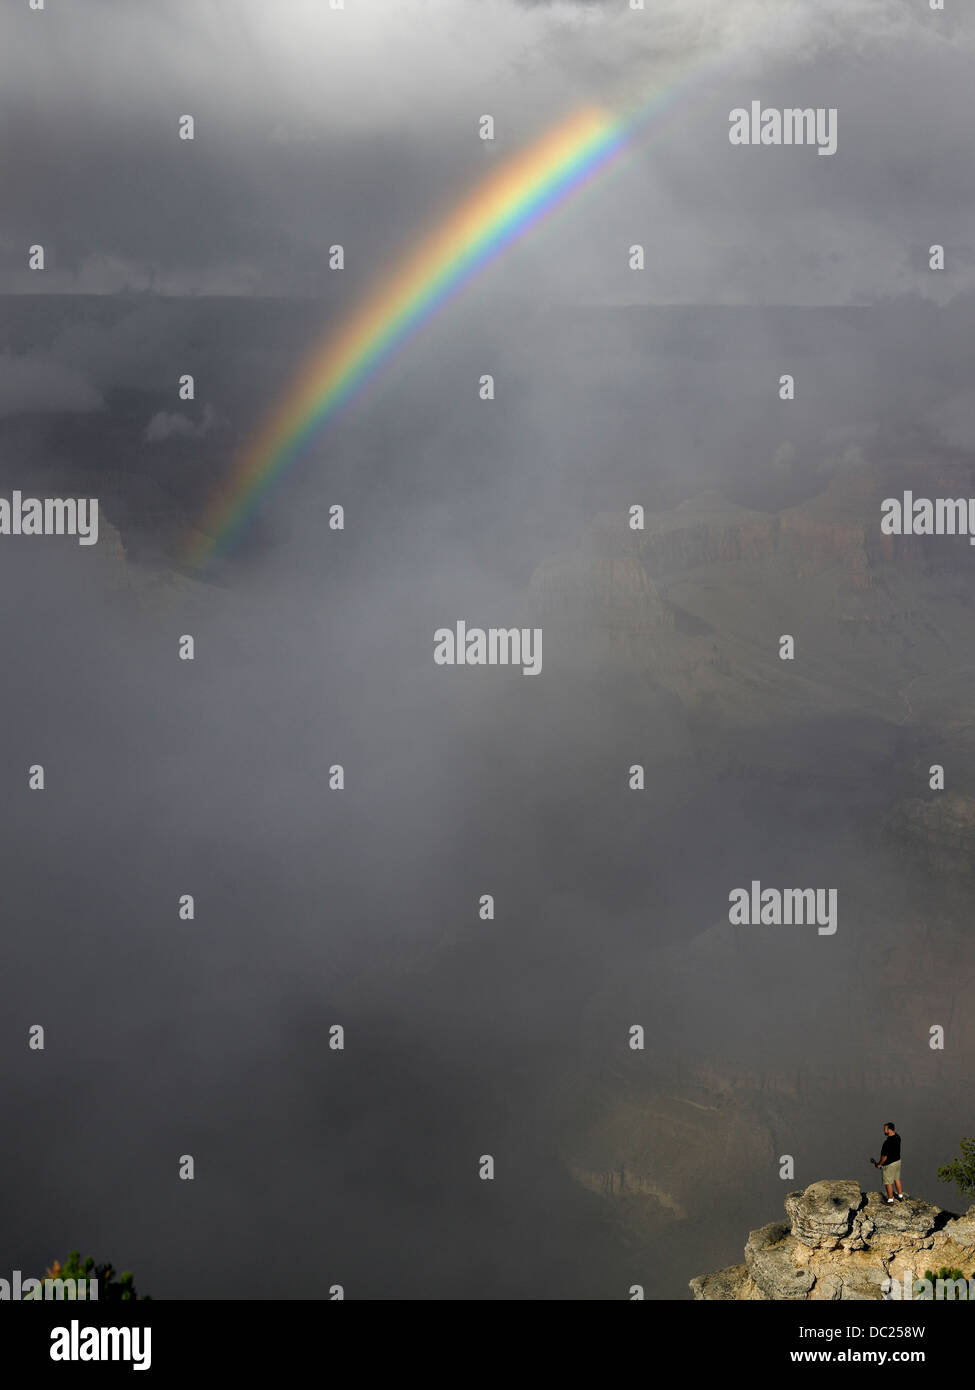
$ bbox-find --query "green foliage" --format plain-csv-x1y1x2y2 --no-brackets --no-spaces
914,1267,973,1300
938,1137,975,1200
25,1250,150,1301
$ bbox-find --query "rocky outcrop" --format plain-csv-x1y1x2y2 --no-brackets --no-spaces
785,1179,864,1248
690,1179,975,1300
690,1264,757,1300
744,1220,816,1299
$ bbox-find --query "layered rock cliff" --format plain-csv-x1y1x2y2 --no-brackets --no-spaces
527,464,975,728
690,1179,975,1300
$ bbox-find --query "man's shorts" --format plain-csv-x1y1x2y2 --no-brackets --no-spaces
881,1160,901,1186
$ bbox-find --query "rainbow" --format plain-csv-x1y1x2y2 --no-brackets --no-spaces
186,105,630,565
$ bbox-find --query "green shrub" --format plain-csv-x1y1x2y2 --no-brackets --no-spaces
913,1267,973,1300
24,1250,149,1301
937,1137,975,1201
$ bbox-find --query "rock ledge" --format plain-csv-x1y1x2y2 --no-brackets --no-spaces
690,1180,975,1300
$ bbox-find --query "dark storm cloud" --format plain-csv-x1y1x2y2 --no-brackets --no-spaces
2,0,970,304
0,352,104,416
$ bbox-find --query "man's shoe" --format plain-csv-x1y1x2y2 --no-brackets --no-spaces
886,1197,895,1203
895,1194,905,1201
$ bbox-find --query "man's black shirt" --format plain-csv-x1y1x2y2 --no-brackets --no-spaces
881,1133,901,1163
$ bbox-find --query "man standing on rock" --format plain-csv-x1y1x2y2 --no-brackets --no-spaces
875,1122,904,1203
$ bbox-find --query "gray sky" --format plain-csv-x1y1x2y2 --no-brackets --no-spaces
2,0,972,305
